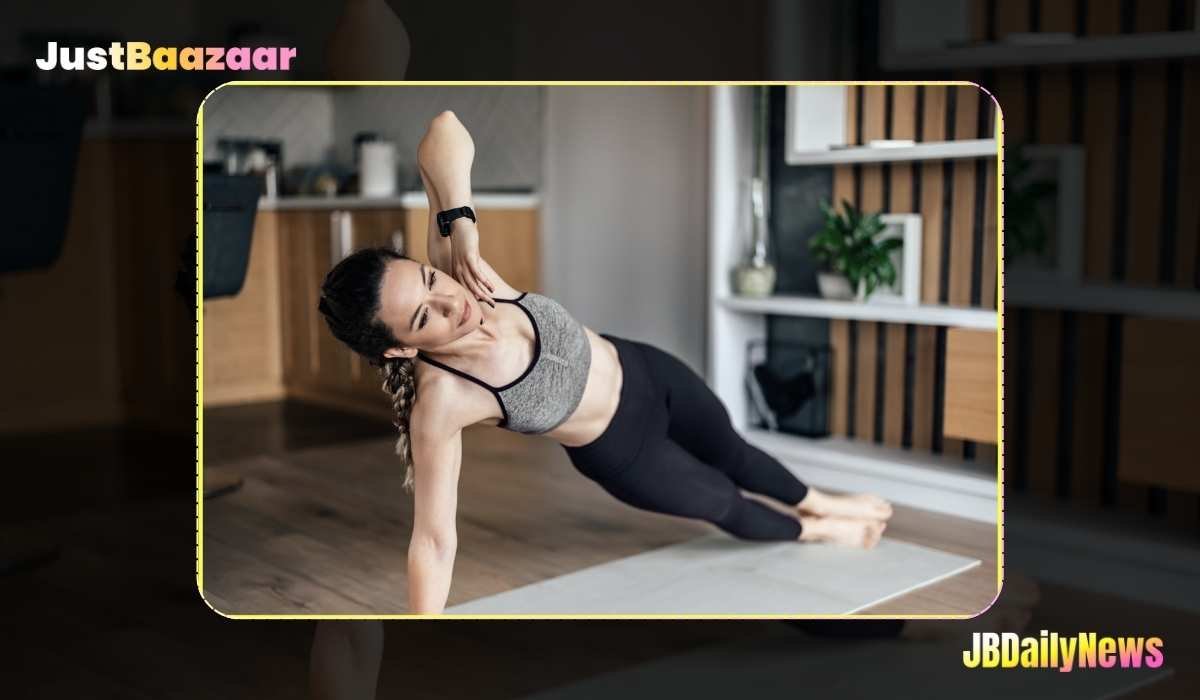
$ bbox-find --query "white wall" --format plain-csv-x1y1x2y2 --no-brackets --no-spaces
542,87,710,374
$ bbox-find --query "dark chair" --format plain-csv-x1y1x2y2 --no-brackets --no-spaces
202,174,261,299
0,86,86,575
0,86,85,274
197,174,262,498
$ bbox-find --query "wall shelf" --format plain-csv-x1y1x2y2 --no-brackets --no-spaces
743,429,997,523
1005,279,1200,321
882,31,1200,70
785,138,997,166
719,294,998,329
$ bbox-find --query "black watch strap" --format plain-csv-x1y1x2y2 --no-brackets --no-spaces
436,206,477,236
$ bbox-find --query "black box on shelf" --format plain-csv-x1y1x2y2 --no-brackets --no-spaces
744,339,831,438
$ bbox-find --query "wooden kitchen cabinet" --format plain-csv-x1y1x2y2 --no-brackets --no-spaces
276,208,399,417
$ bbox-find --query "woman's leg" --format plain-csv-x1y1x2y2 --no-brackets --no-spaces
599,437,885,547
637,343,810,507
605,436,805,541
638,343,892,521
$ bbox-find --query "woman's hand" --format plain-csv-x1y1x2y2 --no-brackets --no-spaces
447,221,495,302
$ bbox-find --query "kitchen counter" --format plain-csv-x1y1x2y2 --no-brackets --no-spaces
258,191,540,211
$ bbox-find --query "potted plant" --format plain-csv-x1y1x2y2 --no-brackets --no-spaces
809,199,902,301
1004,144,1057,260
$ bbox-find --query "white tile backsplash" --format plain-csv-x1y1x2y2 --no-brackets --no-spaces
201,85,542,191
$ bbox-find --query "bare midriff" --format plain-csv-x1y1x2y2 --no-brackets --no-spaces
542,328,623,448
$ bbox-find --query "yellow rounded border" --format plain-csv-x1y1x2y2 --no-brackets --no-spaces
196,80,1004,621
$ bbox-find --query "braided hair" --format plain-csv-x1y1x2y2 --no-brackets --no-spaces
317,247,418,491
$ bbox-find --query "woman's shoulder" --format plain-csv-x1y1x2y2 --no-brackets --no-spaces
410,364,491,436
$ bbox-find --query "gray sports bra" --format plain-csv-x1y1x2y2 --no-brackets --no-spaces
417,292,592,434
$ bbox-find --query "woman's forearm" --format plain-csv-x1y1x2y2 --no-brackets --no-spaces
416,111,475,208
407,536,456,614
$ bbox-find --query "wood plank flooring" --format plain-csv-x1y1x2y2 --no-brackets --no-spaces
203,423,997,616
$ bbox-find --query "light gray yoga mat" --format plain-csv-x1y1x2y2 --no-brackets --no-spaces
447,535,980,615
520,629,1171,699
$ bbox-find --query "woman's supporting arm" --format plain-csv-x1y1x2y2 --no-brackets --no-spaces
405,392,464,614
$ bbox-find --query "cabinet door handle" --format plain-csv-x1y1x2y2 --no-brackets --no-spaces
330,210,354,263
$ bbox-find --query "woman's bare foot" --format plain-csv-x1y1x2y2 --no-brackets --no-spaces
798,487,893,522
798,515,886,549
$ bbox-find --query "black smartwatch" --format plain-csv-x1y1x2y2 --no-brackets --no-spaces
436,206,477,236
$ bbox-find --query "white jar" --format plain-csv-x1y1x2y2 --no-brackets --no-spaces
358,141,397,197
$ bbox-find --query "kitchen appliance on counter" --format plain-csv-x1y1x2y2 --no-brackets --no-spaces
216,138,283,199
356,132,397,197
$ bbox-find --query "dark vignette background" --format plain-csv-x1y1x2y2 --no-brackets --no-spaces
1,1,1197,697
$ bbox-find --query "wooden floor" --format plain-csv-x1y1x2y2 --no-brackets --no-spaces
1,406,1194,697
203,416,997,616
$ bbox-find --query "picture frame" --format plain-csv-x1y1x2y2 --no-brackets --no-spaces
870,213,923,306
1005,144,1085,285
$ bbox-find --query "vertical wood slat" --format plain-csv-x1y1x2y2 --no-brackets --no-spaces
861,165,884,213
1178,63,1200,288
854,322,879,439
1040,0,1075,31
1071,313,1108,506
948,87,981,307
970,0,991,41
1088,0,1122,34
993,72,1027,144
1027,310,1062,498
890,85,918,218
1126,66,1167,284
862,86,887,143
918,87,948,304
891,86,918,140
994,0,1029,38
981,158,998,309
883,324,906,447
829,154,857,438
1083,69,1119,281
920,161,945,304
912,326,937,451
845,85,860,145
829,320,850,437
1125,1,1172,285
948,157,977,307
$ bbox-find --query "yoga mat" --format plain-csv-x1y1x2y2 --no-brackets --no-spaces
447,536,980,615
519,629,1171,699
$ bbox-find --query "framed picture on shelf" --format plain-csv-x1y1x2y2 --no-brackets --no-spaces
869,213,923,306
1005,144,1084,285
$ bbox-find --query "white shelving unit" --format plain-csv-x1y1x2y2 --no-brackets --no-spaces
882,31,1200,71
1006,279,1200,321
719,295,997,330
786,138,997,166
708,87,998,524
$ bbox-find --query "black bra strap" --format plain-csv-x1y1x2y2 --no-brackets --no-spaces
416,352,498,392
416,352,510,427
493,292,528,304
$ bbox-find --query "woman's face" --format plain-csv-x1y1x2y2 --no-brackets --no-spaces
376,258,481,358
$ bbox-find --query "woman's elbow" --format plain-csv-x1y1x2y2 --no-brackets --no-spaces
409,529,457,562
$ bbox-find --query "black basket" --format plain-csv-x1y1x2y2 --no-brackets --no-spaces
744,339,831,438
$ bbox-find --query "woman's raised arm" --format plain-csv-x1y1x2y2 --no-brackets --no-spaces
416,111,497,303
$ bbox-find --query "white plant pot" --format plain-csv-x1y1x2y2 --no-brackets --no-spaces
817,272,856,300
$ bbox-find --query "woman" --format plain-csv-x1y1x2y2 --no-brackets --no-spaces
317,111,893,615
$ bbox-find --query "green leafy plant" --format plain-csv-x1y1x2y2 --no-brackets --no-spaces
1004,145,1057,258
809,199,902,298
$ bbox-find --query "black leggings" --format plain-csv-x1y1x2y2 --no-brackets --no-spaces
563,335,809,541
